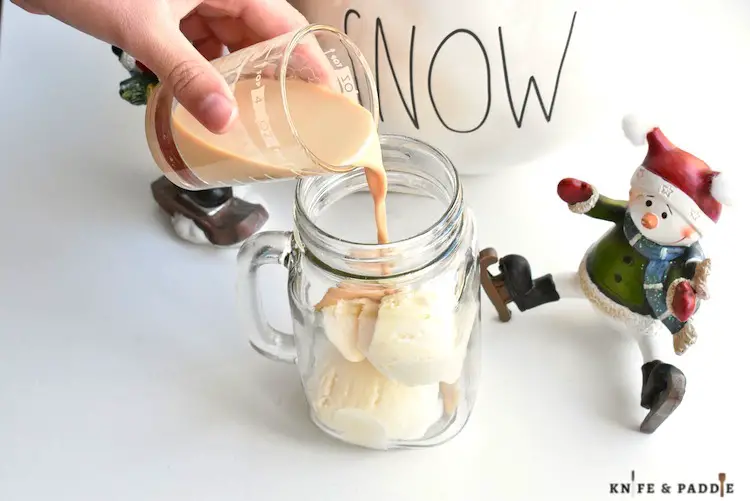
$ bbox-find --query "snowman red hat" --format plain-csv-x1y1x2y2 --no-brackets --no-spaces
622,115,732,236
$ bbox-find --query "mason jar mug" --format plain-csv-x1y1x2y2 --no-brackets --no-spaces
237,135,481,450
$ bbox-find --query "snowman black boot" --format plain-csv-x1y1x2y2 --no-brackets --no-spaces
479,249,561,321
151,178,269,247
496,254,561,311
639,360,686,434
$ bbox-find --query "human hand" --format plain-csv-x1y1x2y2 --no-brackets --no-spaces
12,0,308,133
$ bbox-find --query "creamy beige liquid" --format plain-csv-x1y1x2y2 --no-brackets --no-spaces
171,78,389,244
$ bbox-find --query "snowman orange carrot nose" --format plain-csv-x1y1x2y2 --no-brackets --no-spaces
641,213,658,229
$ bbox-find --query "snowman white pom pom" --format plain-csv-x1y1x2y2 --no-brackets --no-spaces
622,114,655,146
711,173,733,206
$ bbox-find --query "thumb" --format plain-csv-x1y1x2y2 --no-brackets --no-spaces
134,26,237,134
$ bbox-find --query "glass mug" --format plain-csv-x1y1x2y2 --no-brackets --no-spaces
145,24,379,190
237,135,482,450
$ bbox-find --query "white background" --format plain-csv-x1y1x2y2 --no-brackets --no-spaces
1,2,748,500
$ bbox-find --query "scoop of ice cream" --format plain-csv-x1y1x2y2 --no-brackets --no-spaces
310,348,441,449
314,283,393,310
356,299,379,352
362,286,465,386
320,298,379,362
446,295,480,381
316,283,391,362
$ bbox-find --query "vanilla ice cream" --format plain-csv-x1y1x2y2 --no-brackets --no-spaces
437,296,479,414
310,347,441,449
320,298,379,362
362,284,477,386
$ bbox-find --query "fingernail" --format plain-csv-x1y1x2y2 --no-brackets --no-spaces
198,93,237,133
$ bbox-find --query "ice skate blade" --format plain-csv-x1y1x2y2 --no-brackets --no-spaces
639,370,686,434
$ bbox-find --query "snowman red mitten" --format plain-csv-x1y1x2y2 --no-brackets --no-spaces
670,280,697,322
557,178,595,204
671,279,700,355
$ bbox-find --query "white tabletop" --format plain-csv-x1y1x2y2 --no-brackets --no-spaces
1,4,749,500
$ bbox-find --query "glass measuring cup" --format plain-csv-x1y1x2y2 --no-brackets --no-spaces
145,24,379,191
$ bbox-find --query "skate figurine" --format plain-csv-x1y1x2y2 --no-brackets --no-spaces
480,115,733,434
112,46,269,247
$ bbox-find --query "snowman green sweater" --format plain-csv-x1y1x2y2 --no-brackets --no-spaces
577,193,704,334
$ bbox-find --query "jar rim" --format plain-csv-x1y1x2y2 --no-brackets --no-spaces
292,134,465,278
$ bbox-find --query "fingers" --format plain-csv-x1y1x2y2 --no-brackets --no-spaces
11,0,46,14
132,23,238,134
201,16,254,48
200,1,340,94
243,1,339,90
233,0,309,40
180,14,212,42
194,37,224,61
198,0,307,41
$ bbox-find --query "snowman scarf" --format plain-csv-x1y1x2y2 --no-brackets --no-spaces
622,210,703,332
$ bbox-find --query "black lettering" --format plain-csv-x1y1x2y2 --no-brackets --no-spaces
710,484,719,494
343,8,360,34
698,484,708,493
687,484,697,493
427,29,491,133
636,483,653,494
498,11,577,128
727,483,734,494
341,9,364,107
374,18,419,128
678,483,687,493
620,484,630,494
609,484,619,494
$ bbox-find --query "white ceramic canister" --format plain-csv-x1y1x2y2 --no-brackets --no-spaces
289,0,644,176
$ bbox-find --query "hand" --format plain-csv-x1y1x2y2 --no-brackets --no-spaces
12,0,308,134
557,178,594,205
671,280,697,322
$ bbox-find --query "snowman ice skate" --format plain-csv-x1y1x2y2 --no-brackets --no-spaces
112,46,269,247
480,116,732,434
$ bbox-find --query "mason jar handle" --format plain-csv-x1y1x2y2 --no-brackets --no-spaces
236,231,296,363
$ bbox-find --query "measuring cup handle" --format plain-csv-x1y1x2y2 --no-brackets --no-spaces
237,231,296,364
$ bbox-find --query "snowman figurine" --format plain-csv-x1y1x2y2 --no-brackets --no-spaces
480,115,732,433
112,46,269,247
